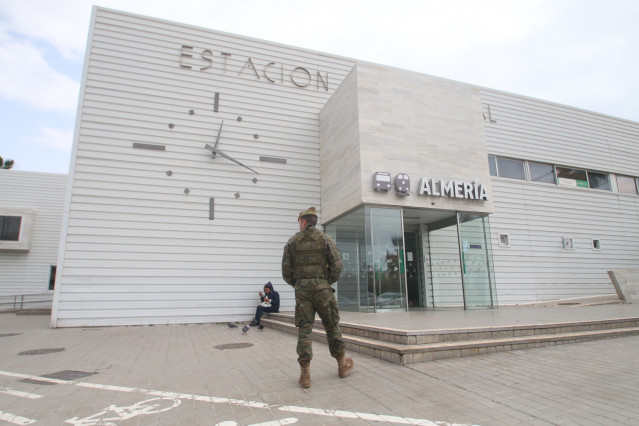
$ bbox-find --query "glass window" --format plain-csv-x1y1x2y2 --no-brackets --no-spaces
0,216,21,241
617,175,638,194
496,158,525,180
556,167,588,187
488,156,497,176
529,162,555,183
588,171,610,191
48,265,57,290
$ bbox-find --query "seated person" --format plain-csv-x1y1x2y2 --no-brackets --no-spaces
250,282,279,326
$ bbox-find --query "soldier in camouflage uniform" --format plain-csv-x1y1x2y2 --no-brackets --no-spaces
282,207,354,388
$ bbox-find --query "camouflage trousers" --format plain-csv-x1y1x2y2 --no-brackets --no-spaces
295,288,345,365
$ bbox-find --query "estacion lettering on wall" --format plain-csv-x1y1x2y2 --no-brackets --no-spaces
179,45,329,91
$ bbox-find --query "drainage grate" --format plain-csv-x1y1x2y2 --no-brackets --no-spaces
0,333,22,338
215,343,253,350
19,348,65,355
19,370,96,386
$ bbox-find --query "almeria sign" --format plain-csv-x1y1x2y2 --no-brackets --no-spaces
418,177,489,201
373,173,489,201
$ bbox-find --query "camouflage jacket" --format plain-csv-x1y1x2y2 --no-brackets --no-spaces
281,226,343,290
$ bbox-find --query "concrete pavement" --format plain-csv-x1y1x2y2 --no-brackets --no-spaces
1,311,638,425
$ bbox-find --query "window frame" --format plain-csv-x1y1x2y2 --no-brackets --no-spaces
0,209,34,251
591,238,602,251
497,233,510,248
586,170,611,191
487,155,638,196
617,175,638,195
495,157,526,180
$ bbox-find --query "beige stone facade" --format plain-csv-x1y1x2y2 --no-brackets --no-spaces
320,63,493,223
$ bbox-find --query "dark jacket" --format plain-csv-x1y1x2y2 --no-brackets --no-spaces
261,282,280,311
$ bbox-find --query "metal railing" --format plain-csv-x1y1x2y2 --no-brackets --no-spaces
0,292,53,312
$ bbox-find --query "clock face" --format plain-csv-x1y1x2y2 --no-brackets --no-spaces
167,92,265,200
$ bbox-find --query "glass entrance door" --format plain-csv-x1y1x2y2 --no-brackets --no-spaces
457,213,497,309
326,206,407,312
369,208,407,311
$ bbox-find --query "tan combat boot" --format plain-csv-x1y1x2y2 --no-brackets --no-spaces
299,362,311,388
337,354,354,378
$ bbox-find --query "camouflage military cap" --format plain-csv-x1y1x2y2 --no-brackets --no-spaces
299,207,318,217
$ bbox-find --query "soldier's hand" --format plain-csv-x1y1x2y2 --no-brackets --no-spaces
259,291,264,297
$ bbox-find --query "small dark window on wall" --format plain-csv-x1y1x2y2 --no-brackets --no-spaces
48,265,57,290
0,216,21,241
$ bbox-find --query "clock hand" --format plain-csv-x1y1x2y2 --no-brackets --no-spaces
204,145,260,174
211,120,223,159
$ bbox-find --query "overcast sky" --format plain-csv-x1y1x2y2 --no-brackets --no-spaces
1,0,638,174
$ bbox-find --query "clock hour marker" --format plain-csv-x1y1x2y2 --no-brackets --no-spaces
213,92,219,112
236,116,242,122
253,134,259,139
168,123,175,129
260,156,286,164
189,109,195,115
234,192,240,198
133,143,165,151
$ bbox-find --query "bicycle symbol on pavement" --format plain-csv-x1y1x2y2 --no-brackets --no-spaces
65,397,181,425
64,396,298,426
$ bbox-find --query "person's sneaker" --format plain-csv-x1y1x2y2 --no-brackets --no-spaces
258,324,264,330
249,320,260,326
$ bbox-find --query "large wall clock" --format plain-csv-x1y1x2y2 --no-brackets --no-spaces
166,93,267,200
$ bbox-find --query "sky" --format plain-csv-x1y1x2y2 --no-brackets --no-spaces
1,0,638,174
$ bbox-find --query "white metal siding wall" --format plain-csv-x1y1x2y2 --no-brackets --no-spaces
481,89,639,304
53,8,354,326
481,89,639,175
0,170,67,296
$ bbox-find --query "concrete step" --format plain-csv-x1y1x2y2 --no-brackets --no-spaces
262,313,639,365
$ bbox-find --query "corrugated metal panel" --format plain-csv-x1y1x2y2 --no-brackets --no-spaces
489,179,639,304
481,89,639,175
481,88,639,304
53,8,355,326
0,170,67,296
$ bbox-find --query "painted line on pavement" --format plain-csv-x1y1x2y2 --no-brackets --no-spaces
0,370,477,425
0,387,43,399
0,410,36,425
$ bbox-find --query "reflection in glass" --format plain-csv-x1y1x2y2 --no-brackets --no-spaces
529,162,555,183
458,214,497,309
617,175,638,194
587,171,610,191
369,208,405,310
0,216,21,241
556,167,587,186
326,206,406,312
488,156,497,176
325,207,366,311
496,158,525,180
